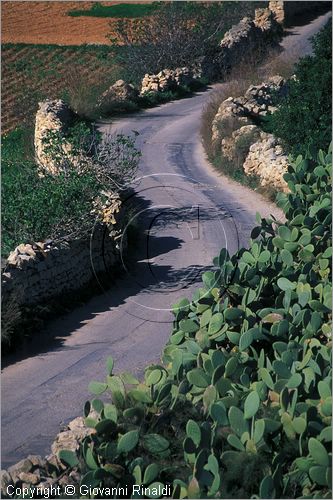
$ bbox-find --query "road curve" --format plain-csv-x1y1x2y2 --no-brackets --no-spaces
1,10,331,468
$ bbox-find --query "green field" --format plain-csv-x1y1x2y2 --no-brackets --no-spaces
68,2,161,18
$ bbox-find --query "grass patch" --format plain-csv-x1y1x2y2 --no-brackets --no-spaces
1,127,99,256
68,2,161,18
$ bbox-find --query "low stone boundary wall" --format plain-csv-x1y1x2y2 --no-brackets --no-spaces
2,225,125,308
140,6,283,93
210,76,289,192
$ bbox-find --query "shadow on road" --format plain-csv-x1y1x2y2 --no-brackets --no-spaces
2,192,221,368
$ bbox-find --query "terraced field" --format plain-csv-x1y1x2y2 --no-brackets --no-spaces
2,44,123,133
1,1,153,133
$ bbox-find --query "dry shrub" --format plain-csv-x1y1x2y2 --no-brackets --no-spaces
260,47,297,80
1,291,22,349
201,71,256,158
201,51,297,157
62,67,122,120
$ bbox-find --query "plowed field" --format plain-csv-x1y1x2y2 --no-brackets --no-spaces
2,43,123,134
1,1,145,133
2,1,138,45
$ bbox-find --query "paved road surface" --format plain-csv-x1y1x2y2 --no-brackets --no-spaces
1,10,331,467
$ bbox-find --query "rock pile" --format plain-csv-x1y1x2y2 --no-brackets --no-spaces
140,67,196,95
100,79,139,103
239,75,287,116
211,76,289,191
243,132,289,192
212,75,287,149
0,417,91,498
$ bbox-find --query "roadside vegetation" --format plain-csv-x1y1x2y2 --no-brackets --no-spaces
59,141,332,498
1,123,140,350
201,21,332,196
2,4,332,496
1,122,140,258
262,19,332,157
52,18,332,498
2,2,266,133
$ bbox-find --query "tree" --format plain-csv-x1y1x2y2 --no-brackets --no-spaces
269,20,332,157
109,2,266,83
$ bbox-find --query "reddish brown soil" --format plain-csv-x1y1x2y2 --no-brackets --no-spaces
1,1,145,45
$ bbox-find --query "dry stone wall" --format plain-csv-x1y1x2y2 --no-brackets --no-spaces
34,99,75,175
243,132,289,192
2,226,126,308
100,79,139,103
211,76,290,192
3,100,127,317
140,5,283,94
140,67,196,95
219,8,281,72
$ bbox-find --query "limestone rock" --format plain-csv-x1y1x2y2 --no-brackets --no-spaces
219,9,282,74
100,79,139,103
254,7,281,35
243,132,289,192
269,1,285,23
8,458,33,482
51,417,93,455
242,75,287,116
140,67,196,95
0,470,13,496
7,244,40,269
211,97,250,148
45,454,64,473
221,17,254,50
34,100,75,175
222,125,261,165
219,17,261,70
211,75,287,154
18,471,40,485
27,455,46,468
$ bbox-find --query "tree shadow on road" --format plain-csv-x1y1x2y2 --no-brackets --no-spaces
2,192,220,367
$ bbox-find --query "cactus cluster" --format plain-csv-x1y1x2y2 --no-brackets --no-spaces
59,147,331,499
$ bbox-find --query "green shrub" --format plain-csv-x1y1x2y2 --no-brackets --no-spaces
1,154,100,256
58,145,331,499
1,125,140,257
267,20,332,157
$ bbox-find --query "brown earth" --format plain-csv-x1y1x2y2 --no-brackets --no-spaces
1,1,150,45
2,1,154,133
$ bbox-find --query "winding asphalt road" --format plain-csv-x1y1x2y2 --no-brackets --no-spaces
1,10,331,468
